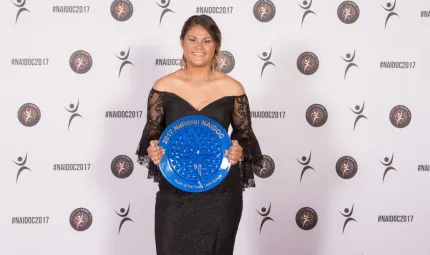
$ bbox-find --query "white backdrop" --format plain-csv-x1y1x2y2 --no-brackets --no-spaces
1,0,430,254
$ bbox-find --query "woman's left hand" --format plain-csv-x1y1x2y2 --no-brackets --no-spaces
226,140,243,165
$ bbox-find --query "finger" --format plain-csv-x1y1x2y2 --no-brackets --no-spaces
229,154,239,162
232,140,239,145
148,145,157,153
156,151,165,158
153,154,163,162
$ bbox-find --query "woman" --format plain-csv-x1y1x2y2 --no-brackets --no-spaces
136,14,264,255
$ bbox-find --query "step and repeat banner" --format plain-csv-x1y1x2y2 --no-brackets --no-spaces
1,0,430,254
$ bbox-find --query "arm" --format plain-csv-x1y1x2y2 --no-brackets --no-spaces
135,88,165,182
230,94,263,189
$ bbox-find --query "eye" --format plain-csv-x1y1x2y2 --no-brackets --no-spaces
205,40,212,44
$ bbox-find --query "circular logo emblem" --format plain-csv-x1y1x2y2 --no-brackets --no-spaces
18,103,41,127
216,50,235,74
296,207,318,230
253,155,275,178
389,105,411,128
336,156,358,179
157,115,232,193
306,104,328,127
337,1,360,24
69,50,92,74
111,0,134,22
297,52,319,75
70,208,92,231
253,0,276,22
111,155,134,179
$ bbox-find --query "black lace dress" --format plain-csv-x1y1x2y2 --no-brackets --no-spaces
136,88,263,255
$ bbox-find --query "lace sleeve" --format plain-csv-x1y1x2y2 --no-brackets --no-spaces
231,94,263,189
136,88,165,182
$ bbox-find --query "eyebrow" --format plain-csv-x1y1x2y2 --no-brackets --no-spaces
187,35,212,39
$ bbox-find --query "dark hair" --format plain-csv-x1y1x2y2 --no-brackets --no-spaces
179,15,222,69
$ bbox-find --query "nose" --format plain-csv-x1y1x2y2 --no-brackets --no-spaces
195,41,204,49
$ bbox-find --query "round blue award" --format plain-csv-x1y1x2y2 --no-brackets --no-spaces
157,115,232,192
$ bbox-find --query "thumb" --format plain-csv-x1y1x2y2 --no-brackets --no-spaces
150,140,158,147
232,140,239,146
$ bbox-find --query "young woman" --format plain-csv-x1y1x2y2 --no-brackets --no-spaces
136,14,264,255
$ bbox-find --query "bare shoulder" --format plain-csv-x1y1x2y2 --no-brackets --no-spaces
214,71,245,96
152,69,182,92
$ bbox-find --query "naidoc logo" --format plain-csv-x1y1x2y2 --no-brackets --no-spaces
253,0,276,23
70,208,92,231
342,49,359,79
337,1,360,24
18,103,41,127
12,0,30,24
379,153,397,183
253,155,275,178
298,0,316,27
115,46,134,78
111,155,134,179
336,156,358,179
339,203,357,234
13,153,31,184
156,0,174,25
258,47,275,78
216,51,235,74
256,202,275,233
296,151,315,183
297,52,319,75
350,101,367,131
115,203,134,235
382,0,399,29
306,104,328,127
64,99,83,131
296,207,318,230
69,50,92,74
389,105,411,128
111,0,133,22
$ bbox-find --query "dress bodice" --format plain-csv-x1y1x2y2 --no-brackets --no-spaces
136,88,264,194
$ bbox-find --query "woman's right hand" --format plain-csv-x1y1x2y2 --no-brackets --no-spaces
147,140,165,165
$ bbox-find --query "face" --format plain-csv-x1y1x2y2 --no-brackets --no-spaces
181,25,216,68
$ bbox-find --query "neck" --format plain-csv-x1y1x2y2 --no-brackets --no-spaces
183,65,212,81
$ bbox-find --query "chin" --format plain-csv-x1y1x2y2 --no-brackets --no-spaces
188,60,211,68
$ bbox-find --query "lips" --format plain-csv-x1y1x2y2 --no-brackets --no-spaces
192,52,205,56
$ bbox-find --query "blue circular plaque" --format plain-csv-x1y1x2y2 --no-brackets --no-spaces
157,115,232,192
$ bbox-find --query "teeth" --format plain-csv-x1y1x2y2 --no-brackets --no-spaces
193,52,205,56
